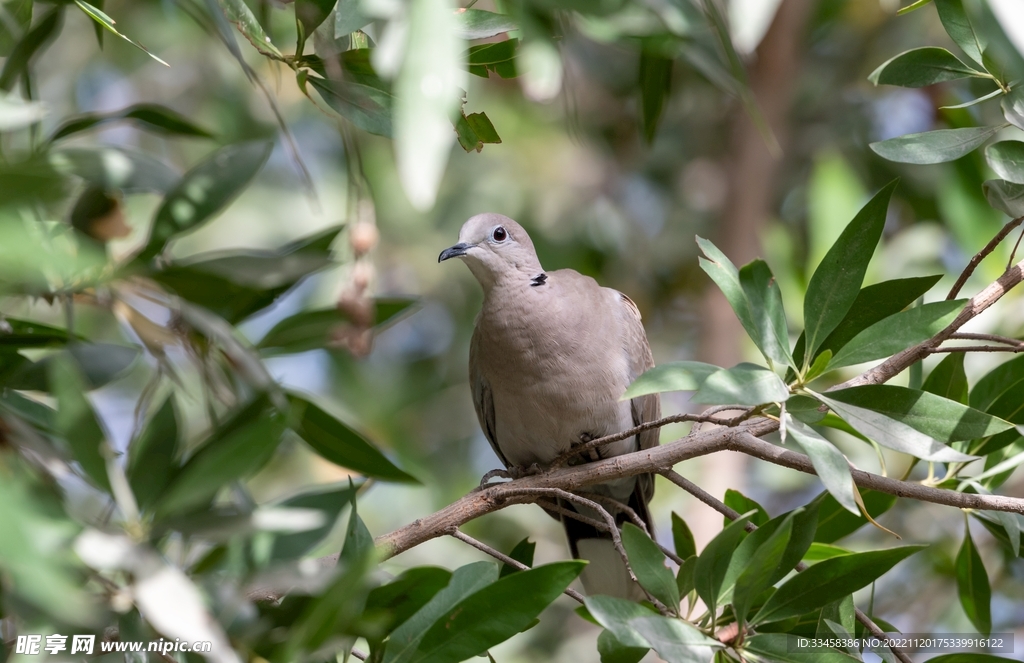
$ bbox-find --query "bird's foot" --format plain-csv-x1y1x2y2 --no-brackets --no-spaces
566,432,602,465
476,464,543,490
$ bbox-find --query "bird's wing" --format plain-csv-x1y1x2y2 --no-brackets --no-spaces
619,292,660,502
469,327,510,469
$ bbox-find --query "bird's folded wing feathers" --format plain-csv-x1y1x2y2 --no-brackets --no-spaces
469,329,510,469
619,293,660,501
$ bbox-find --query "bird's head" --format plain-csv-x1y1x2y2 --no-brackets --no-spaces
438,213,543,289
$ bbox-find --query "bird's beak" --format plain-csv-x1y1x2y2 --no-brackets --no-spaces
438,242,471,263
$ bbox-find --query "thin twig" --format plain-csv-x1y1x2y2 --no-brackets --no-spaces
1008,222,1024,270
929,344,1024,353
578,492,685,566
349,648,367,661
948,332,1024,345
947,216,1024,300
448,529,585,603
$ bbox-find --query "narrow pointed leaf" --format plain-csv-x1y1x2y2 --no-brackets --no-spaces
956,524,991,634
739,259,793,369
621,523,678,609
935,0,987,65
786,418,858,515
623,361,719,399
814,489,897,543
628,616,723,663
74,1,168,66
50,355,110,492
48,104,214,143
743,634,862,663
870,126,1003,164
127,396,179,510
732,515,793,628
453,9,517,39
694,513,752,619
583,596,660,649
498,537,535,577
923,353,968,404
692,363,790,406
868,47,982,87
272,483,361,561
671,513,696,560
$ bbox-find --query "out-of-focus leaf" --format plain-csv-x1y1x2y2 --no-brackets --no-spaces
259,296,415,354
743,634,861,662
786,418,858,515
752,546,925,624
629,615,723,662
499,537,536,577
127,396,179,511
724,490,769,527
73,1,168,66
407,561,584,663
983,179,1024,217
582,595,659,649
985,141,1024,184
803,181,896,359
151,267,287,325
814,391,976,462
739,259,793,370
814,489,897,543
296,0,335,49
622,360,719,399
692,363,790,406
47,104,214,143
826,385,1012,443
50,354,110,492
638,51,672,143
271,483,361,561
935,0,987,65
671,512,696,560
923,353,969,404
955,523,991,634
694,513,752,620
454,9,517,40
308,75,393,137
466,39,518,78
973,510,1021,557
0,389,56,432
793,275,941,368
0,318,72,348
340,492,374,565
155,396,285,516
335,0,372,37
827,300,965,370
870,126,1003,164
216,0,283,59
366,567,453,637
0,0,33,58
289,393,418,483
0,7,61,92
621,523,679,609
383,561,499,663
597,630,647,663
453,111,501,153
731,513,794,629
868,47,982,87
1003,86,1024,131
139,140,273,261
49,146,180,193
0,92,46,131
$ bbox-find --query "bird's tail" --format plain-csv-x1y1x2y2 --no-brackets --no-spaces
561,480,653,600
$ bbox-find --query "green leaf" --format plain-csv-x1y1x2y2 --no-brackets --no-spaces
127,396,179,511
985,141,1024,184
814,390,976,462
826,385,1012,443
466,39,518,78
0,318,73,348
296,0,335,46
308,75,393,137
49,146,180,193
1003,85,1024,131
972,355,1024,411
596,629,647,663
289,394,417,483
155,396,285,516
983,178,1024,217
453,111,502,153
340,492,374,566
785,418,858,515
271,483,360,561
628,615,723,662
621,523,679,609
335,0,372,37
803,181,896,360
752,545,925,624
956,523,992,634
817,595,856,640
217,0,283,59
742,634,861,663
384,562,499,663
140,141,273,261
827,299,965,370
793,275,941,368
694,513,752,620
732,514,794,629
814,489,897,543
870,126,1004,165
258,299,415,355
671,513,696,560
739,259,793,370
724,490,769,527
787,394,826,425
973,511,1021,557
622,361,719,400
453,9,517,40
0,0,33,59
499,537,536,577
282,552,373,658
935,0,987,66
897,0,934,15
676,556,697,597
583,595,660,648
804,543,853,561
365,567,453,637
48,104,214,143
923,353,969,404
0,8,62,93
638,52,672,143
406,562,585,663
697,237,763,358
868,47,983,87
50,354,110,492
692,363,790,406
73,1,168,66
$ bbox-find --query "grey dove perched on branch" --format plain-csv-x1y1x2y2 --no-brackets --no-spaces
439,213,660,599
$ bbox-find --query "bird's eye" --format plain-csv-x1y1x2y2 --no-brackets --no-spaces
492,226,508,242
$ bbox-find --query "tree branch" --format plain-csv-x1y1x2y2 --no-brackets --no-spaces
946,216,1024,300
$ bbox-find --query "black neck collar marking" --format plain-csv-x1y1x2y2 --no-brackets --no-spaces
530,273,548,287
